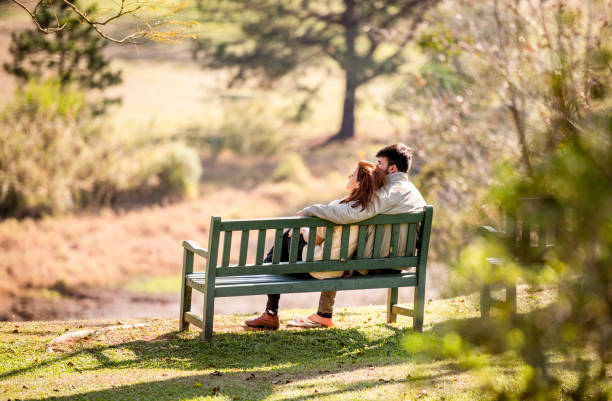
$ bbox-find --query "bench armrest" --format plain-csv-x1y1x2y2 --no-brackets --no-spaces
478,225,506,240
182,240,209,259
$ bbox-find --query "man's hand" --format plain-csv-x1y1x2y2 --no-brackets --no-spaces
296,210,305,217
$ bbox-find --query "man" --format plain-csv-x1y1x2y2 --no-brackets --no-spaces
245,143,426,329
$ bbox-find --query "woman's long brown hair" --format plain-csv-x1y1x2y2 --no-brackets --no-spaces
340,160,386,211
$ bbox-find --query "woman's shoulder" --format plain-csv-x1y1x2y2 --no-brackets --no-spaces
327,198,345,206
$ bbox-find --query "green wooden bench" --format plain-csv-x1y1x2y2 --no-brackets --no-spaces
179,206,433,340
478,197,558,317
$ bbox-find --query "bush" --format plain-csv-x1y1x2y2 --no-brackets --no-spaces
272,152,310,183
150,143,202,199
211,100,288,157
0,81,203,218
0,80,107,217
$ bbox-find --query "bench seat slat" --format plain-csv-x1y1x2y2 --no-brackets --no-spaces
186,273,417,297
214,256,418,277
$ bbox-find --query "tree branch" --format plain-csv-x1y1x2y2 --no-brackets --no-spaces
9,0,196,44
11,0,66,33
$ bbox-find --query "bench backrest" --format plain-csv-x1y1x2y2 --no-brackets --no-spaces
203,206,433,278
506,197,558,264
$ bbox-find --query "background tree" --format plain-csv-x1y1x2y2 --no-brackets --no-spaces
194,0,439,141
9,0,198,43
4,0,122,115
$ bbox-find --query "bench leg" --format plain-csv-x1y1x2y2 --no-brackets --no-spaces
506,284,517,315
200,289,215,341
413,284,425,332
179,283,192,332
387,288,398,323
480,284,491,319
179,249,194,332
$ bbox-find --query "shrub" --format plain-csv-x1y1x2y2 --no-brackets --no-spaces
0,80,108,217
0,81,203,218
272,152,310,183
151,143,202,199
212,100,288,157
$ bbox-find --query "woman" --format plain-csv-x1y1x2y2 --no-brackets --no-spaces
245,160,386,330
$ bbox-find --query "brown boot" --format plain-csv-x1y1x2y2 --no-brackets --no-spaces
245,312,280,330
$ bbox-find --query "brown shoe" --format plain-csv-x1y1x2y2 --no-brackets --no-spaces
245,312,279,330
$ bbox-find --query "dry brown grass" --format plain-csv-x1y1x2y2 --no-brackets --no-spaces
0,168,350,297
0,9,411,303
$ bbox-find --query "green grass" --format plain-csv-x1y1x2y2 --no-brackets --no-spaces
123,275,182,294
0,286,589,400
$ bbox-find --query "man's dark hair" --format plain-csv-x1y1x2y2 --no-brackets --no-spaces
376,143,413,173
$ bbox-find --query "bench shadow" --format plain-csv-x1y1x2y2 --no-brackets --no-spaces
13,323,467,401
13,303,562,401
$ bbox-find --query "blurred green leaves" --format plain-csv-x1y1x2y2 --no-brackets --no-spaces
402,0,612,399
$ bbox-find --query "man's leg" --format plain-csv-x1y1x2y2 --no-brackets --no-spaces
312,291,336,327
245,230,307,329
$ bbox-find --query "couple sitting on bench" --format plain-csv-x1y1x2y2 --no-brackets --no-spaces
245,143,426,330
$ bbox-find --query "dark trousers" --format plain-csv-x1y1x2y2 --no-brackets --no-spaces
265,230,308,315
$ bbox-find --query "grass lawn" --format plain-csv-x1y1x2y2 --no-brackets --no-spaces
1,286,588,401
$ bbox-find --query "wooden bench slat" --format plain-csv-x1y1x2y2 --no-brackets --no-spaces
186,273,417,297
340,225,351,260
218,213,425,231
216,275,417,297
390,223,400,257
213,256,419,277
373,224,383,259
272,228,284,264
255,229,266,265
238,230,249,266
356,225,367,259
306,227,317,262
538,226,546,249
289,228,301,263
221,231,232,267
406,224,417,256
322,227,333,261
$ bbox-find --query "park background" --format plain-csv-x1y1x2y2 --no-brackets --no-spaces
0,0,610,400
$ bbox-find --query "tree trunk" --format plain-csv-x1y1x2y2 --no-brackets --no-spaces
509,92,533,177
333,73,357,140
329,0,358,142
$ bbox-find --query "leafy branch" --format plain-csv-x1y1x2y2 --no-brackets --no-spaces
9,0,198,44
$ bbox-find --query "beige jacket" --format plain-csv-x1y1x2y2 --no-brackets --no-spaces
300,172,426,273
300,199,360,279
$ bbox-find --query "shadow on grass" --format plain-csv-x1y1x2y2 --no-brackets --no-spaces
11,324,466,401
10,304,563,401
